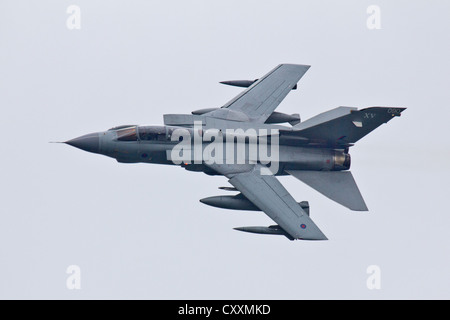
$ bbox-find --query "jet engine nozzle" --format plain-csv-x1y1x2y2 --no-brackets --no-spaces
333,151,351,170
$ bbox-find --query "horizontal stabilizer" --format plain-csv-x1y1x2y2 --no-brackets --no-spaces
287,170,368,211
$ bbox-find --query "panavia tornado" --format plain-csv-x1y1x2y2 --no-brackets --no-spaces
63,64,405,241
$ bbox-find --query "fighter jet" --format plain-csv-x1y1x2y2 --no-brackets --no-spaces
63,64,405,240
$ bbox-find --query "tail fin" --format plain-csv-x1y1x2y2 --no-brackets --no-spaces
287,170,368,211
293,107,406,146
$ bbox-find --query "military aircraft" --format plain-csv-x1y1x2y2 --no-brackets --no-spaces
63,64,405,241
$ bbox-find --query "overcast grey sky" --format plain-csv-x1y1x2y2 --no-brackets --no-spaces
0,0,449,299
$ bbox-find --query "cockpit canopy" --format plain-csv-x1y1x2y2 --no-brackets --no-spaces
108,125,137,131
116,126,138,141
138,126,167,141
115,125,173,142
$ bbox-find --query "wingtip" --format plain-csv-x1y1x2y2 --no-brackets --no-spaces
298,235,329,241
280,63,311,69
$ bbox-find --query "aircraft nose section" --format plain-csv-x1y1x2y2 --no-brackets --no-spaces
66,133,100,154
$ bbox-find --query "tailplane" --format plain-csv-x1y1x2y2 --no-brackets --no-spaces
287,170,368,211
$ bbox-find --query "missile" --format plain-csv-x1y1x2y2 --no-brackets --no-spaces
265,112,301,125
218,186,239,192
220,80,257,88
200,194,309,215
220,79,297,90
233,225,294,240
191,107,218,115
200,194,259,211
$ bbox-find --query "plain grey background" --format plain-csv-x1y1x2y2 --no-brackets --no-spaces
1,0,449,299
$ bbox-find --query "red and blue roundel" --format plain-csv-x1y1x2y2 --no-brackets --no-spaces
300,224,307,229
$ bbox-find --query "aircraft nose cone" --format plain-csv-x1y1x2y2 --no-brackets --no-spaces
66,133,100,154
